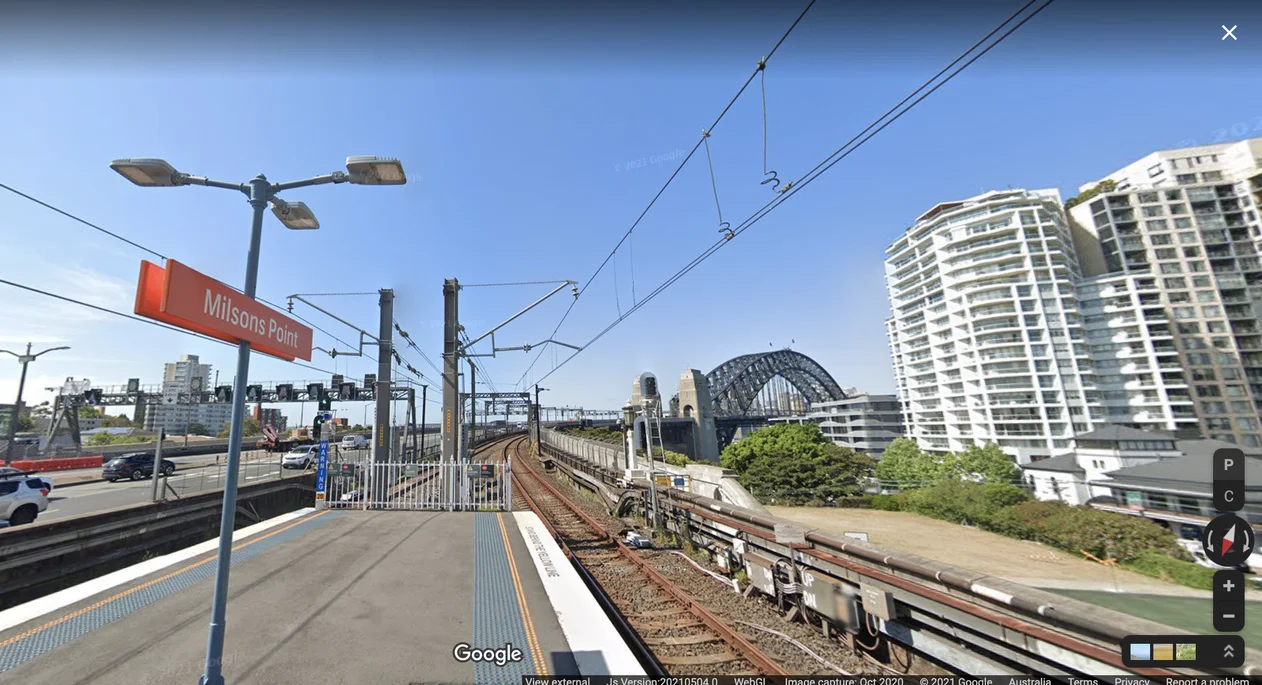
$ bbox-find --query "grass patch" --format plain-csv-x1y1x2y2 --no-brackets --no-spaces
1124,552,1215,590
1053,589,1262,648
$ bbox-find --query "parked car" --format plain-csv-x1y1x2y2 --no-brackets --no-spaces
340,435,369,450
102,453,175,482
281,446,318,470
0,467,53,492
0,474,50,526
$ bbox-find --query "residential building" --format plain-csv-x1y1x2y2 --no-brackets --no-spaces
1023,425,1262,539
253,405,287,431
1075,274,1199,432
1067,138,1262,447
143,354,232,435
885,189,1098,464
770,393,905,454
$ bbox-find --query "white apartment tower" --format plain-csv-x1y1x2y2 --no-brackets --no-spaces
885,189,1098,463
143,354,232,435
1067,138,1262,447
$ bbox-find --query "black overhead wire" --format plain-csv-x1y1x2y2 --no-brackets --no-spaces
516,0,819,390
533,0,1055,384
1,182,378,375
0,277,338,376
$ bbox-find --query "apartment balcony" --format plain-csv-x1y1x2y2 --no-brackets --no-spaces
1218,274,1248,289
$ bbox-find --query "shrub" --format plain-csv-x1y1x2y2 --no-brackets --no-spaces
900,480,1033,528
870,494,903,511
1000,500,1183,563
1125,551,1215,590
663,450,691,467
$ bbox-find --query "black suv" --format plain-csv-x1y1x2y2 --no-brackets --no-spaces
103,453,176,482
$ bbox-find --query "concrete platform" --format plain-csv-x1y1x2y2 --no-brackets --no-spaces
0,508,642,684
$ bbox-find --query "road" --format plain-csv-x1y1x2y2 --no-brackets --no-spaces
39,459,303,523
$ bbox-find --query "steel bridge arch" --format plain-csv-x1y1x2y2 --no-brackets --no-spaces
706,349,847,417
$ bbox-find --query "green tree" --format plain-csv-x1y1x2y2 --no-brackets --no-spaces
875,437,943,488
77,405,102,419
217,417,261,439
948,442,1021,483
16,415,34,431
100,414,134,428
187,423,209,436
719,423,875,501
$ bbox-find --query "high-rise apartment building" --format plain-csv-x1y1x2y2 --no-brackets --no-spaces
144,354,232,435
885,189,1098,463
1067,139,1262,446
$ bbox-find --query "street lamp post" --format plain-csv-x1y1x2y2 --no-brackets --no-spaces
110,155,405,685
534,385,548,456
2,343,70,466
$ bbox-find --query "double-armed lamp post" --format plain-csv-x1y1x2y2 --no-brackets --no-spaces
110,155,406,685
1,343,70,466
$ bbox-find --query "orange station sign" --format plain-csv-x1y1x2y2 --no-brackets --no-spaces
134,259,313,361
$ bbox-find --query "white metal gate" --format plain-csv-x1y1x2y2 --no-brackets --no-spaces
319,459,510,511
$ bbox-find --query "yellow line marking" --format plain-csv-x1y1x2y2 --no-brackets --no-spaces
497,512,548,676
0,510,330,649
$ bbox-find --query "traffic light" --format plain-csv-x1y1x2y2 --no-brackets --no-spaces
318,391,332,412
82,389,103,405
313,414,324,440
246,385,263,402
215,386,232,402
277,384,293,401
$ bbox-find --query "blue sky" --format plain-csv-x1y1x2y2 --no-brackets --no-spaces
1,0,1259,428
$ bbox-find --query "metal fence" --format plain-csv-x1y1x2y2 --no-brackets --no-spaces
320,460,509,511
541,428,622,470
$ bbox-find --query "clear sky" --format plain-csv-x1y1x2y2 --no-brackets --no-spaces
1,0,1259,429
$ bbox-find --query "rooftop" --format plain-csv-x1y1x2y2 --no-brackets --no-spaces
1073,425,1176,443
1105,455,1262,494
1021,453,1085,475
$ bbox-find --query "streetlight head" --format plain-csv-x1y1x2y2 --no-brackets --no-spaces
109,158,184,187
345,156,406,185
271,201,320,229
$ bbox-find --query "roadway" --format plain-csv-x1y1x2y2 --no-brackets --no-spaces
38,456,301,523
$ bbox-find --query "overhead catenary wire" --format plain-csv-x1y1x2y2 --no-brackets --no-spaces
1,182,376,372
515,0,819,390
0,277,339,377
533,0,1055,385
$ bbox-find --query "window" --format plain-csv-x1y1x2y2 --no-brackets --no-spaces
1160,263,1183,274
1175,217,1193,229
1155,248,1178,260
1163,277,1187,289
1204,306,1222,317
1204,170,1224,181
1193,275,1211,287
1208,321,1227,333
1151,234,1173,245
1184,247,1202,258
1139,191,1159,203
1177,174,1197,185
1143,206,1165,217
1178,322,1202,334
1173,306,1197,318
1166,190,1183,200
1170,292,1191,303
1170,204,1188,214
1179,231,1198,244
1198,291,1218,302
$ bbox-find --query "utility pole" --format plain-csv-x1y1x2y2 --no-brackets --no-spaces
442,279,461,506
469,359,476,445
420,385,427,457
374,289,393,504
2,343,70,466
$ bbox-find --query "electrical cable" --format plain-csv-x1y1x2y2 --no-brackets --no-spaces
462,280,573,288
0,277,338,377
0,182,167,261
515,0,819,389
532,0,1054,385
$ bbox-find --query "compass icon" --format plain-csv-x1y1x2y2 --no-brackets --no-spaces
1202,514,1255,567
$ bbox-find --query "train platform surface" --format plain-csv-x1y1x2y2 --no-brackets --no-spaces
0,507,643,684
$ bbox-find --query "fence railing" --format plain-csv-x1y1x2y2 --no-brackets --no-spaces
541,429,622,470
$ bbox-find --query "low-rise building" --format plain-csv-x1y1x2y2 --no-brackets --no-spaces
769,392,905,454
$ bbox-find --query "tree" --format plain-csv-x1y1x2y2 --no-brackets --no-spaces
187,423,209,436
77,405,102,419
217,418,261,439
949,443,1021,483
15,415,34,432
875,437,943,488
719,423,875,501
100,414,134,428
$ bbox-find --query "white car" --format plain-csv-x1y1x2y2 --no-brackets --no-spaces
281,446,318,470
0,467,52,492
0,474,50,526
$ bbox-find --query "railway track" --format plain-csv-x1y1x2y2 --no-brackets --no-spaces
505,436,789,677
